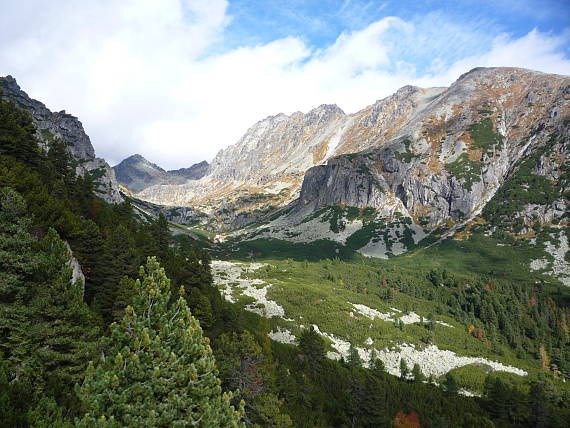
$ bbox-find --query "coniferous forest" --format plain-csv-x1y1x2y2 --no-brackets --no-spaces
1,90,569,428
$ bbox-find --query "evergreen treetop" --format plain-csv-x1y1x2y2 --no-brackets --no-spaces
76,257,244,427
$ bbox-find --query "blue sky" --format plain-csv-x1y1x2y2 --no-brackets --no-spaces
223,0,570,72
1,0,569,168
226,0,570,45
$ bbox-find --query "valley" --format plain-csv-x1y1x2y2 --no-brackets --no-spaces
112,66,570,400
1,65,569,426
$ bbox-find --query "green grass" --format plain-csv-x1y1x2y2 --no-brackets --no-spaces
219,255,539,373
442,364,529,394
210,223,570,394
218,226,562,285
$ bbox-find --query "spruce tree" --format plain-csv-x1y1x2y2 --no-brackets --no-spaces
399,358,409,380
76,257,244,427
346,344,362,369
215,331,292,427
90,225,140,321
0,188,37,375
31,228,100,394
298,327,326,366
444,372,459,395
411,363,425,382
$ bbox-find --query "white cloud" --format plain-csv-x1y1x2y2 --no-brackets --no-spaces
1,2,569,169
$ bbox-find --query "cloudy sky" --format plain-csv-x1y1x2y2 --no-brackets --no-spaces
1,1,569,169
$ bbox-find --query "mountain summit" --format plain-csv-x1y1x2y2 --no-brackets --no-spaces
113,155,209,193
0,75,122,203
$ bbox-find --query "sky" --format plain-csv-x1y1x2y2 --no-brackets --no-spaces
1,1,569,169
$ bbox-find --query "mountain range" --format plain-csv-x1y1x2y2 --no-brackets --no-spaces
2,67,570,424
113,67,568,277
2,68,568,282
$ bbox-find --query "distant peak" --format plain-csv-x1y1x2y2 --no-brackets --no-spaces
116,154,165,172
309,103,345,116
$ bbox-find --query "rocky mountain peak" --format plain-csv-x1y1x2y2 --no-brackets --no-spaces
0,75,122,203
119,154,166,173
135,67,568,242
113,155,209,193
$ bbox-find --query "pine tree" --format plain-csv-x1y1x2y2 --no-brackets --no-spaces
346,344,362,369
411,363,425,382
187,287,214,330
150,213,172,260
0,95,41,166
529,374,552,428
109,276,137,322
90,225,140,321
76,257,244,427
215,331,292,427
298,327,326,367
399,358,409,380
0,188,37,375
444,372,459,395
369,349,385,375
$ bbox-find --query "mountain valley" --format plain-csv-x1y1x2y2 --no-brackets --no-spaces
1,66,569,427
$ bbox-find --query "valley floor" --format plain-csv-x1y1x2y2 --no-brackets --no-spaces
211,258,532,394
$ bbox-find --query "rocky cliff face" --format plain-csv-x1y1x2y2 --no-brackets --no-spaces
169,160,209,181
136,86,446,228
297,67,568,227
113,154,209,193
0,76,122,203
136,67,568,239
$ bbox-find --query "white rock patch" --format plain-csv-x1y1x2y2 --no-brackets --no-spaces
372,344,527,378
211,260,287,318
351,303,453,327
358,222,428,259
309,324,526,378
258,214,363,245
268,327,297,345
530,231,570,286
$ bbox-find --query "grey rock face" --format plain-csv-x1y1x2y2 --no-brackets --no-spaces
298,68,569,227
135,68,569,238
169,160,210,180
113,154,209,193
64,241,85,295
209,104,346,181
0,75,122,204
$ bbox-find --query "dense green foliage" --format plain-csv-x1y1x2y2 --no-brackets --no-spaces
76,257,243,427
0,95,240,426
1,89,569,427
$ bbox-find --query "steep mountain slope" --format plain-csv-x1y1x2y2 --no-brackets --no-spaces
135,69,567,264
113,154,209,192
237,69,568,273
297,68,568,224
0,76,122,203
137,87,445,224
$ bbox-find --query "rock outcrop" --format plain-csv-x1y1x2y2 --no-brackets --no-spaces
298,67,569,227
113,154,209,192
0,75,122,203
